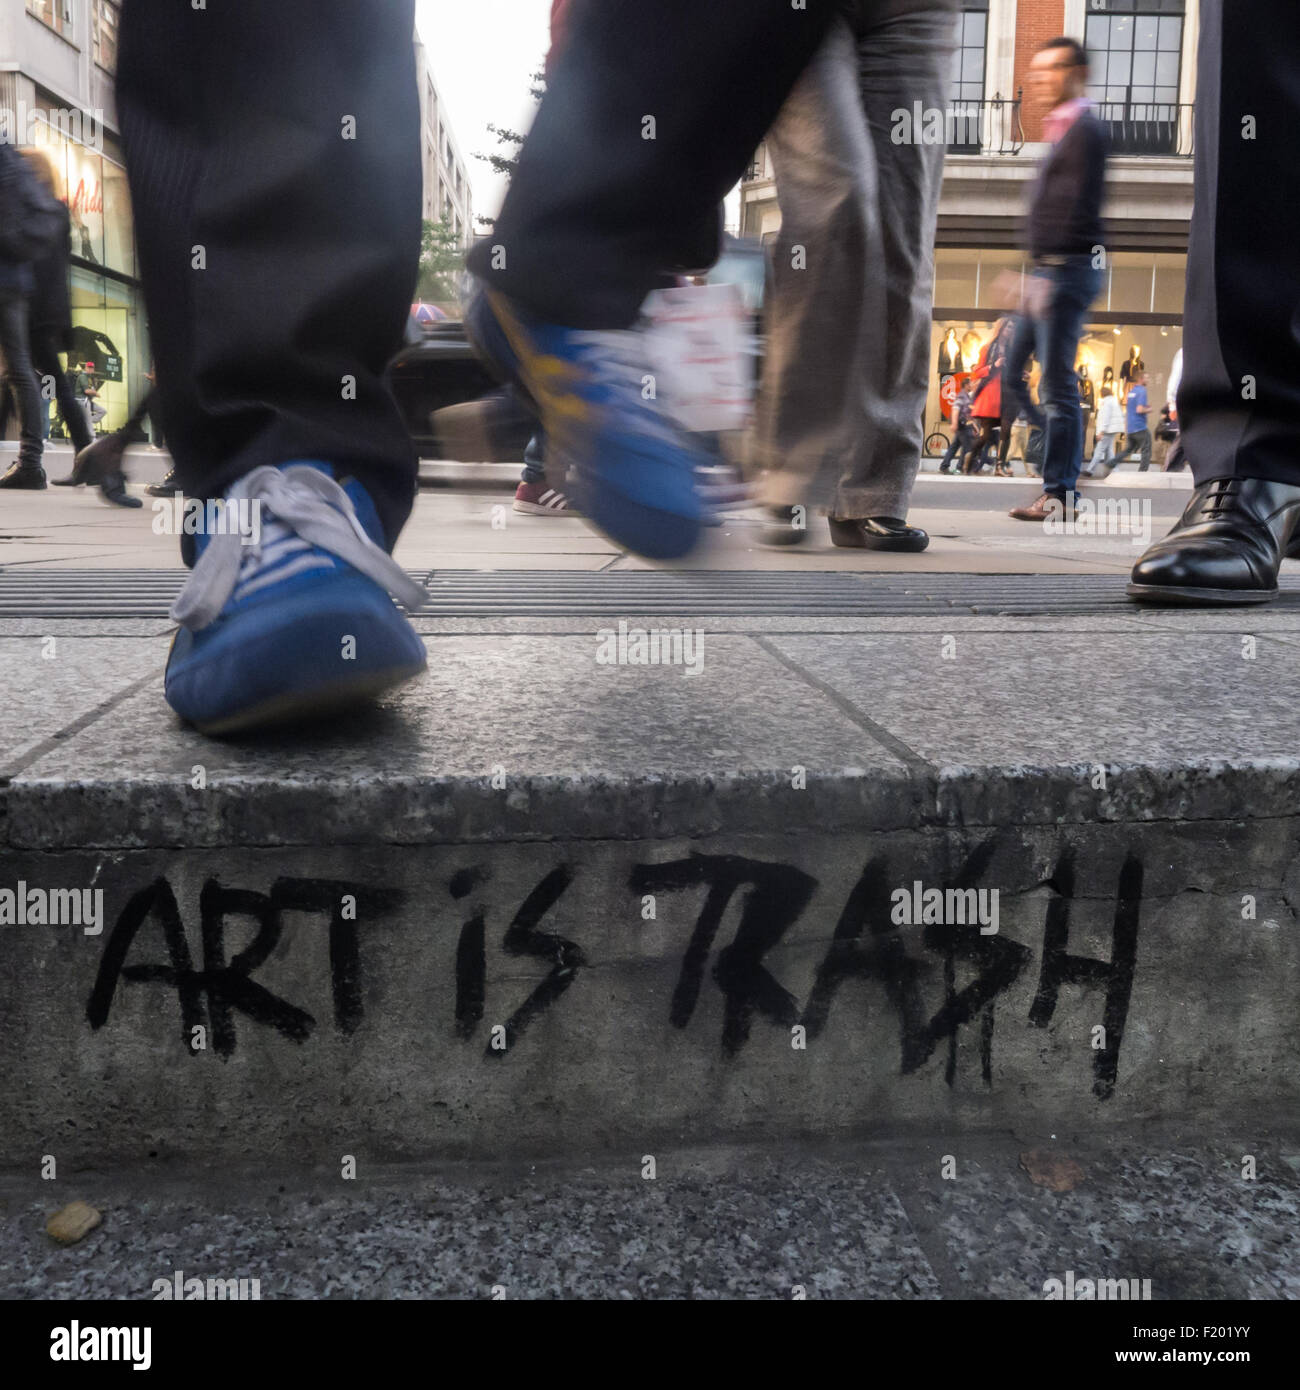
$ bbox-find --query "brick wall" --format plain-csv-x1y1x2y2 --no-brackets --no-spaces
1014,0,1067,141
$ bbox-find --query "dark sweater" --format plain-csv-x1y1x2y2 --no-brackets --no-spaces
28,204,73,341
1027,110,1108,261
0,144,35,295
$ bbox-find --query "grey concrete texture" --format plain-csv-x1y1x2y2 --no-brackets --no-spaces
4,620,1300,849
1,1134,1295,1299
2,822,1297,1166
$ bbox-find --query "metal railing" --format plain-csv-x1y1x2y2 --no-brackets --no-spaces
1093,99,1195,158
946,92,1026,156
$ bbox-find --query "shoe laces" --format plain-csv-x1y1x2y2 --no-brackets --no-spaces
1195,477,1247,521
170,465,426,631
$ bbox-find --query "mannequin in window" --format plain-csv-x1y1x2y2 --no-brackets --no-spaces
1119,345,1143,402
938,327,961,376
1077,363,1095,456
961,330,983,376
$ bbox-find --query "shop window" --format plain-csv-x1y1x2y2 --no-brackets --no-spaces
93,0,121,73
27,0,72,38
1085,0,1186,156
948,2,990,153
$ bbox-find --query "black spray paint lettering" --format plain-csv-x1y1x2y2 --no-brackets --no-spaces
86,878,404,1056
83,851,1141,1093
451,864,587,1057
628,854,816,1056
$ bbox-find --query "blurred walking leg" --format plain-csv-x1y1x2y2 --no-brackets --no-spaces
466,0,840,559
0,293,46,487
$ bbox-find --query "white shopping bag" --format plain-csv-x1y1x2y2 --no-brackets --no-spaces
642,282,754,433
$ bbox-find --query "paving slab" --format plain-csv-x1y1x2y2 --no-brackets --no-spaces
0,636,162,772
5,632,911,849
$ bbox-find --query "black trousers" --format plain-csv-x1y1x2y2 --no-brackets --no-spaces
1181,0,1300,486
467,0,841,329
0,291,43,468
1,328,95,453
116,0,422,547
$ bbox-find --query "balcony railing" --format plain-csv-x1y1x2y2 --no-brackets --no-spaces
1094,100,1195,158
946,92,1025,156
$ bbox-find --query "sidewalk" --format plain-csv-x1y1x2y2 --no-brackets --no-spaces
3,440,1297,1167
3,1133,1296,1298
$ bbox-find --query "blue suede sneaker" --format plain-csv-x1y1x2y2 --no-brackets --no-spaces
466,288,706,559
165,462,427,735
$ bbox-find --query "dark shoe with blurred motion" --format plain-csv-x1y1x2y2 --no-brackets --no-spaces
52,450,98,486
100,471,143,508
760,504,811,547
147,469,180,498
0,461,46,489
828,516,930,552
1128,477,1300,606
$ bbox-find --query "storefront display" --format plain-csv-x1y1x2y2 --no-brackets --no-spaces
925,248,1185,452
15,104,147,437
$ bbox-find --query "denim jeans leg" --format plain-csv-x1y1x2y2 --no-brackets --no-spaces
1035,264,1099,498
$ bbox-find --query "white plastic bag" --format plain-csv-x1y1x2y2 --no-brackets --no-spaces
642,282,754,433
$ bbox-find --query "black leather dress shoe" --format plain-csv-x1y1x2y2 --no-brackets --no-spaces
0,461,47,489
1128,477,1300,605
828,515,929,553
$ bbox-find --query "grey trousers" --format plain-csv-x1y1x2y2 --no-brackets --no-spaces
758,0,957,519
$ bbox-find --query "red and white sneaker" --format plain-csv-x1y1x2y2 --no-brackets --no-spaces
513,481,580,516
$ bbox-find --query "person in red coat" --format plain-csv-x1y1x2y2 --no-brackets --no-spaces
963,318,1011,474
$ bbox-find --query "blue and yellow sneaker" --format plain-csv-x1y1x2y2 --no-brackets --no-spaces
466,288,705,560
165,462,427,735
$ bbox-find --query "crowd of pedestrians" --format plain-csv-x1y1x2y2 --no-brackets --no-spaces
0,0,1287,734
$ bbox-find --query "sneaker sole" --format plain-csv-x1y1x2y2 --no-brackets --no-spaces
1126,582,1278,607
513,500,579,516
831,536,930,553
193,662,427,737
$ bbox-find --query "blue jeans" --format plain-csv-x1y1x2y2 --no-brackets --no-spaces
1032,260,1102,499
521,432,546,486
1002,311,1045,434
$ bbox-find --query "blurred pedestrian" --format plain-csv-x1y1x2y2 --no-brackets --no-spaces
465,0,849,561
1086,384,1123,477
0,150,139,507
1161,346,1185,472
965,315,1011,475
1125,368,1152,471
1008,37,1108,523
0,142,54,490
757,0,957,551
938,382,975,475
73,360,107,433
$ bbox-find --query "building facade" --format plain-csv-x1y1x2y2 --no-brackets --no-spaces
2,0,146,434
740,0,1198,439
413,34,474,246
